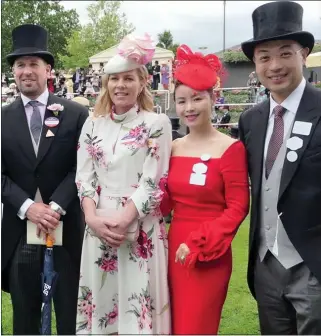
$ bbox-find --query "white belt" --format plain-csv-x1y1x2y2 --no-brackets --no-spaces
100,188,136,198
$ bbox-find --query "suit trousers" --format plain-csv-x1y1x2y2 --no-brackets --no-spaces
8,235,80,335
254,251,321,335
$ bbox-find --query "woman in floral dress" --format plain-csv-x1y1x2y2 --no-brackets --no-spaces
75,33,172,334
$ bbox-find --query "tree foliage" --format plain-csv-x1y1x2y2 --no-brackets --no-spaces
221,50,250,63
170,43,180,55
59,0,134,69
1,0,80,72
312,43,321,53
156,30,180,55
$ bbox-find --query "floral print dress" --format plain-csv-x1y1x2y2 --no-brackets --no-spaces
75,106,172,335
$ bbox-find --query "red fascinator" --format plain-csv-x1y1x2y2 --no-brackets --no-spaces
173,44,223,91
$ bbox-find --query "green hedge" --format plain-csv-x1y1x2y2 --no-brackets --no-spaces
224,91,249,104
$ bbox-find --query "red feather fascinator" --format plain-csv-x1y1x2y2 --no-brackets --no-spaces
173,44,224,91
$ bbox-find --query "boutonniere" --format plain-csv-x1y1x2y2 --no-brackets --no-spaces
47,103,64,117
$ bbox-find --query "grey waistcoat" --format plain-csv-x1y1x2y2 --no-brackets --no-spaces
258,124,303,269
30,125,43,203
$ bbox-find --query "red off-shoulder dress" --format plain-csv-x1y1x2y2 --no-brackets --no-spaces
161,141,249,334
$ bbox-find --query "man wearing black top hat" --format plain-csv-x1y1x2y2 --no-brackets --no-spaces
238,1,321,334
2,24,88,334
170,117,184,140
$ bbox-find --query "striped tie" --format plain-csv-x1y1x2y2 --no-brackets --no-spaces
265,105,286,179
29,100,42,145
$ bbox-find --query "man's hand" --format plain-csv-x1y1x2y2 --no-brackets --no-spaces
26,203,60,235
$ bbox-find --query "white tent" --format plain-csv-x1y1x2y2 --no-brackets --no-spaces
89,45,174,71
89,45,175,90
306,51,321,68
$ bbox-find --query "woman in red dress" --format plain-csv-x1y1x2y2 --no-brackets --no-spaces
161,45,250,334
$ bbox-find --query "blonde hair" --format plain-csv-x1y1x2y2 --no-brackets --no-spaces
94,66,154,117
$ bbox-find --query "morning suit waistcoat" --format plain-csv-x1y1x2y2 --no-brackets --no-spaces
258,122,303,269
30,119,43,203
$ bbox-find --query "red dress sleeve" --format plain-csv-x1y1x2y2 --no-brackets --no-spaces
184,141,250,268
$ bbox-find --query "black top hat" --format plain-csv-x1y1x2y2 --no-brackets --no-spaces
241,1,314,61
170,117,181,130
6,24,54,68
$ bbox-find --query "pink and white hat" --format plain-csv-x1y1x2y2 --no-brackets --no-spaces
104,33,155,75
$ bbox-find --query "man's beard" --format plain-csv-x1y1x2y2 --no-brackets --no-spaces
19,82,41,96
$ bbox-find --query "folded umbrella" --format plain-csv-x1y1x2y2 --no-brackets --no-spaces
40,235,58,335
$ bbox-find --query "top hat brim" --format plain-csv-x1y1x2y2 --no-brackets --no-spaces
241,31,315,61
6,49,54,68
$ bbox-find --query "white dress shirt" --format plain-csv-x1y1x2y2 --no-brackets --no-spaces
17,89,66,219
264,77,306,160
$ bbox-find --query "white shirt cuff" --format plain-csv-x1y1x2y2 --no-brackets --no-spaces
17,199,34,220
49,201,66,215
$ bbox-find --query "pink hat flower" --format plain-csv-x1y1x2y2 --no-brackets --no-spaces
118,33,155,65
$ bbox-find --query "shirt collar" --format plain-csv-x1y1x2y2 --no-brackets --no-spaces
269,77,306,117
110,104,140,124
21,88,49,107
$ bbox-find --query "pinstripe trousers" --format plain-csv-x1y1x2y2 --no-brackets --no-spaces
8,235,80,335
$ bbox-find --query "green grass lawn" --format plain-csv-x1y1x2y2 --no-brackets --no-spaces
1,217,259,334
219,217,259,334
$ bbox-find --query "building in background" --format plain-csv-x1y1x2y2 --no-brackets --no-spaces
89,46,175,90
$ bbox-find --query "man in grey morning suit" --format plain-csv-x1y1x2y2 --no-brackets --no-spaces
239,1,321,335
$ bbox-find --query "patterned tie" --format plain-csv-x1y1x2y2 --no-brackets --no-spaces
265,105,286,179
29,100,42,145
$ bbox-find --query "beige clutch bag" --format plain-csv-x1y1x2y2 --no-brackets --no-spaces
26,220,63,246
95,209,139,242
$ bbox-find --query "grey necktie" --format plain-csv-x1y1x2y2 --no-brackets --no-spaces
28,100,42,145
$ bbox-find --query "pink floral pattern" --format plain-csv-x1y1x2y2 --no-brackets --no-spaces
98,295,118,329
139,178,164,216
127,283,154,331
76,112,171,333
117,33,155,65
96,185,101,196
116,196,128,208
121,121,164,157
95,244,118,273
121,122,150,155
106,196,129,209
76,173,101,203
147,139,160,160
84,133,107,168
158,218,168,242
129,227,154,269
95,244,118,289
76,286,96,333
131,173,143,189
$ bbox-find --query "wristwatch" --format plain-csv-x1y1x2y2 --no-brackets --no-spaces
50,202,66,215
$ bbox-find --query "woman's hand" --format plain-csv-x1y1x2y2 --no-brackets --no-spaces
86,215,125,248
104,215,129,237
175,243,190,265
